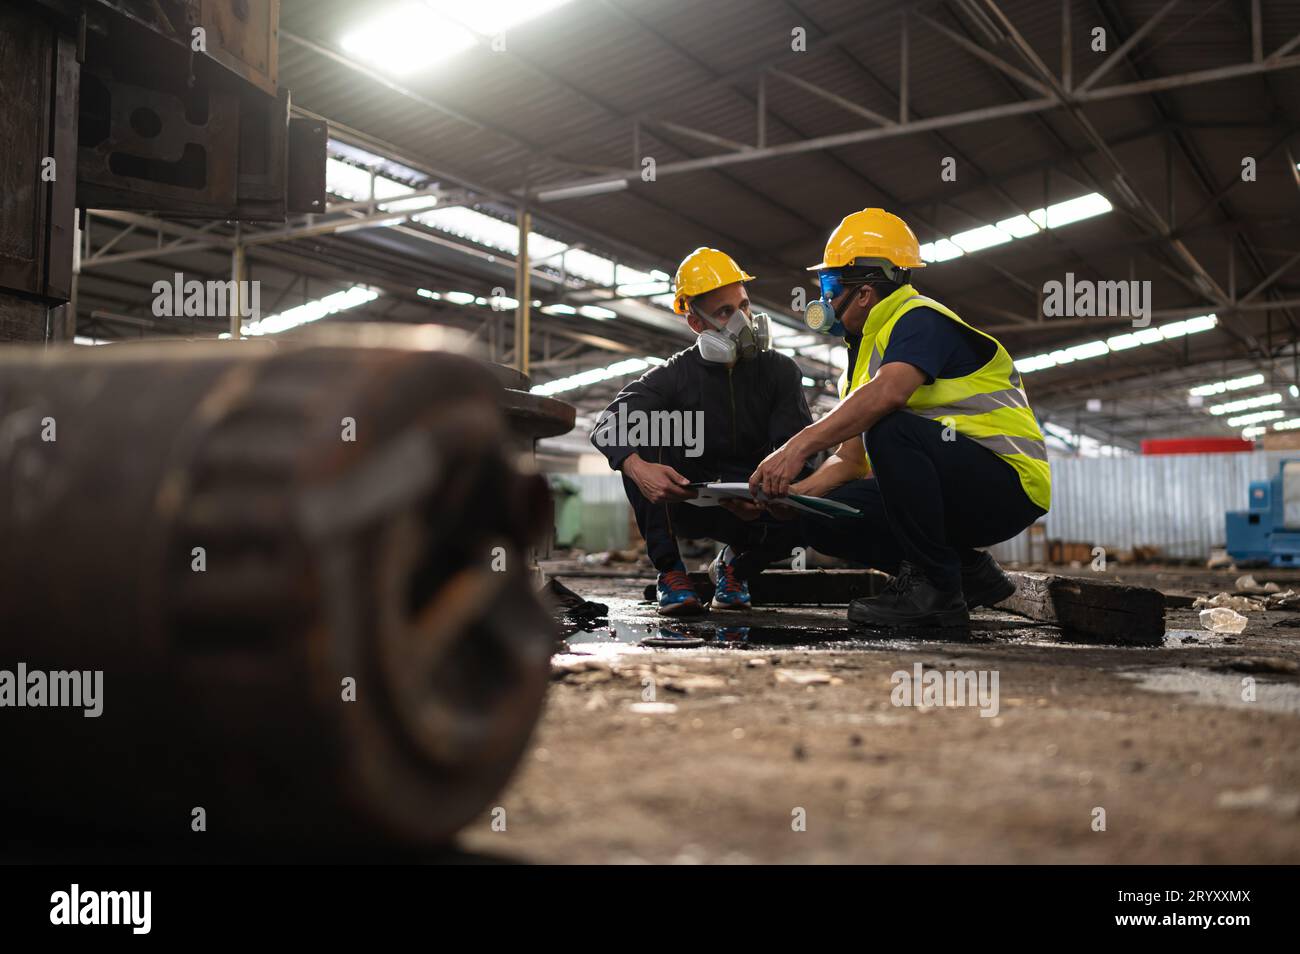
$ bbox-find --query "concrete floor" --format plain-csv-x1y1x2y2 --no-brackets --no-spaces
461,562,1300,864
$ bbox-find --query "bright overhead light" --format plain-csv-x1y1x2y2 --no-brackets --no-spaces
1209,392,1282,416
1105,332,1142,351
444,291,476,305
341,1,575,76
428,0,575,38
1227,409,1284,427
950,224,1013,253
1030,192,1113,228
531,356,652,396
616,281,672,297
1274,418,1300,431
995,214,1040,238
1015,314,1217,375
536,179,629,202
579,305,617,320
541,303,577,316
919,192,1111,265
341,3,477,75
242,286,379,337
1190,372,1265,396
1062,340,1109,361
919,239,964,262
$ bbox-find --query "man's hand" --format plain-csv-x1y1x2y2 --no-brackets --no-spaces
749,436,811,499
623,453,696,504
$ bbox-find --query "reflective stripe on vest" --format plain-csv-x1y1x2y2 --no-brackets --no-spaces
843,285,1051,510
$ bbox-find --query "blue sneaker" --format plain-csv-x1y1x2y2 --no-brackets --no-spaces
657,567,705,616
708,546,751,610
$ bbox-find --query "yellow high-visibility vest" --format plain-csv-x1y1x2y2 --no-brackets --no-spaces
838,284,1051,511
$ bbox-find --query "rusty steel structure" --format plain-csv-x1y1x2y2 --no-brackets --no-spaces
0,335,566,851
1,0,326,342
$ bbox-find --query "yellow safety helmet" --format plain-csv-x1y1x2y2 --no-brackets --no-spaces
672,247,755,315
807,208,927,271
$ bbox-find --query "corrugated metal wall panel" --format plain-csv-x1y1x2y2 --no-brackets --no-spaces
564,474,632,552
996,451,1298,562
555,454,1300,563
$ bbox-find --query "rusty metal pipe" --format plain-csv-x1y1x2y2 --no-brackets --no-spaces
0,337,557,851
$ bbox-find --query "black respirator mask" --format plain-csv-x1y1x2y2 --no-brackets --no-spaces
694,306,771,365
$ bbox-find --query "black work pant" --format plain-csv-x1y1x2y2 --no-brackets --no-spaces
798,410,1046,592
623,474,805,579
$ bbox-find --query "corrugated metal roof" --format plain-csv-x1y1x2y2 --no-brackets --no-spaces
75,0,1300,438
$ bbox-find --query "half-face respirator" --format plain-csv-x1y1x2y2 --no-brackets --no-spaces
695,306,771,365
802,267,850,337
803,261,911,337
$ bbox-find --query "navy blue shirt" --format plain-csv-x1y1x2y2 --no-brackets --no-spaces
878,306,995,384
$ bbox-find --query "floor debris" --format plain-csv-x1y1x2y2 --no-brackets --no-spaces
1215,785,1300,816
773,669,840,686
1200,607,1249,633
628,702,678,715
463,563,1300,863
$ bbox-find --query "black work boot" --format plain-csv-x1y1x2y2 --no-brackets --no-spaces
961,551,1017,609
848,562,969,629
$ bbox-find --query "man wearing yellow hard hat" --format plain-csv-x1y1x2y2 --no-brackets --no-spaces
590,248,813,616
749,209,1050,630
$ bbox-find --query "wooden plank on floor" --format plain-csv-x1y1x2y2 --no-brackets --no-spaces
1000,572,1166,645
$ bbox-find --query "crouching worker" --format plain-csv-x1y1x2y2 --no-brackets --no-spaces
749,210,1050,629
591,248,813,615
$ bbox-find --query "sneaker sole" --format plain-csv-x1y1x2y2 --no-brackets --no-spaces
658,602,706,617
963,576,1017,610
710,599,750,611
847,604,970,629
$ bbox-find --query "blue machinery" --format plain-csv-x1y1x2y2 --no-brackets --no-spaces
1226,459,1300,565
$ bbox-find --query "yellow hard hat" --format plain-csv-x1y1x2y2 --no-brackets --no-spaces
672,247,755,315
808,208,927,271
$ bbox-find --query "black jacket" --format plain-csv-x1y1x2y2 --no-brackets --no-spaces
590,344,813,482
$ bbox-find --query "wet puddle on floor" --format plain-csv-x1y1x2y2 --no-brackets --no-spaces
1119,666,1300,715
560,614,1062,652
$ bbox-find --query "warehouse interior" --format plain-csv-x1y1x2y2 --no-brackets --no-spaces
2,0,1299,867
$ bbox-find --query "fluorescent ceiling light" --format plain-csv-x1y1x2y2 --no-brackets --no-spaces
427,0,575,38
1227,409,1284,427
950,224,1013,253
341,3,477,76
1030,193,1113,228
1015,314,1217,375
537,179,629,202
541,303,577,316
1189,373,1265,396
242,286,379,337
616,281,672,297
995,214,1040,238
444,291,476,305
919,193,1112,265
341,1,575,76
531,356,652,397
919,239,963,262
1209,392,1282,416
579,305,617,320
